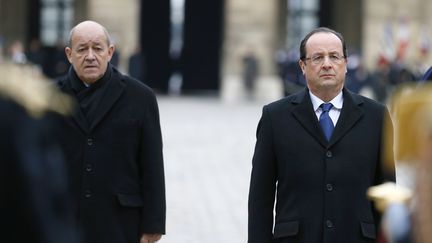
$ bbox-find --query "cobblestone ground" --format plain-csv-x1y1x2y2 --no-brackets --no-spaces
158,96,264,243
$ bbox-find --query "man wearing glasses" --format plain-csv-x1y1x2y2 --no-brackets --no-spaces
248,27,395,243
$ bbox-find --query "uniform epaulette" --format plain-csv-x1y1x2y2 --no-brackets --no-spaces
0,62,73,118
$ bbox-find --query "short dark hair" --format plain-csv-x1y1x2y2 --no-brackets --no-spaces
299,27,347,60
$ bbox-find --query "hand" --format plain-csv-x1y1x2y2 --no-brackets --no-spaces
140,234,162,243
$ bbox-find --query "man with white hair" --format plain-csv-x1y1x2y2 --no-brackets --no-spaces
56,20,166,243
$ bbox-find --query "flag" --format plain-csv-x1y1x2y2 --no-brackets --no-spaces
396,17,410,61
419,25,431,57
379,22,396,63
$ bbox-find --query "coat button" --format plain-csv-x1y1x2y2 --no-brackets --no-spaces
326,151,332,158
326,220,334,228
84,190,92,198
87,138,93,146
326,183,333,191
85,164,93,172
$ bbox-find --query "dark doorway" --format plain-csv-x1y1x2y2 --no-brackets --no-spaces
181,0,224,92
140,0,171,93
139,0,224,93
319,0,333,28
319,0,362,51
27,0,41,43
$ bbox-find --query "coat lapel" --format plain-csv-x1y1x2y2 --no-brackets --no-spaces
291,89,328,147
89,71,125,131
59,79,90,134
329,88,364,146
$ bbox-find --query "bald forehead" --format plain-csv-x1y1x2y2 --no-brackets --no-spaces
69,21,110,47
308,32,342,44
306,32,343,53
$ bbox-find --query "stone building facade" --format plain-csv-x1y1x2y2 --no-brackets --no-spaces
1,0,431,96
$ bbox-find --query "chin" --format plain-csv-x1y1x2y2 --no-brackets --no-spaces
321,81,336,87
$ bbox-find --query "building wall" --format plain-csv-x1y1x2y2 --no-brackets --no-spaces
86,0,140,71
221,0,432,98
0,0,27,48
74,0,88,24
331,0,362,52
221,0,284,101
2,0,432,82
222,0,280,76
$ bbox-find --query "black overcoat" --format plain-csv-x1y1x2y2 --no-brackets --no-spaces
56,66,166,243
248,88,395,243
0,98,76,243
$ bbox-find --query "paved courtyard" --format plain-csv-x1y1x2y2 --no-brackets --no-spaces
158,95,264,243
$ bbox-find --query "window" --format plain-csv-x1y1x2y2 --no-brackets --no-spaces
40,0,74,46
286,0,318,49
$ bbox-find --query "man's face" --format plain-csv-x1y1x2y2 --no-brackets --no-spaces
65,24,114,84
299,32,347,95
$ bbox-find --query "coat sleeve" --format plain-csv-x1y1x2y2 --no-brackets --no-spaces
138,91,166,234
248,105,277,243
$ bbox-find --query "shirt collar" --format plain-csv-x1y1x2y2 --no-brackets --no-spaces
69,63,112,93
309,90,343,112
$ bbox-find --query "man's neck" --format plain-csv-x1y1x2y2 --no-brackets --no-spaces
309,87,343,103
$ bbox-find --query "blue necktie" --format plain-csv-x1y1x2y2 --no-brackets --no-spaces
319,103,334,141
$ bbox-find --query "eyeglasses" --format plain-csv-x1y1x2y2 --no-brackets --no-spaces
303,54,346,65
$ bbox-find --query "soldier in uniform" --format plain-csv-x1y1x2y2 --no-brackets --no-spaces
0,63,75,243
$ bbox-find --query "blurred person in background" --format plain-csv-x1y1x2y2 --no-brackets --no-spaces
54,40,70,78
0,37,5,63
345,51,376,100
248,27,395,243
369,74,432,243
128,46,145,82
242,47,259,99
0,63,76,243
369,57,393,104
26,38,45,69
55,20,166,243
275,48,306,96
9,40,27,64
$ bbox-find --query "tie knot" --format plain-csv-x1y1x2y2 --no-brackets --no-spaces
321,103,333,112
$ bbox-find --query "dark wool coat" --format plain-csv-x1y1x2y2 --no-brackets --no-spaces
0,99,76,243
56,66,166,243
248,88,395,243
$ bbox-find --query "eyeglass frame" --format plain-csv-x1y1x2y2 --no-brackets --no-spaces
302,53,346,65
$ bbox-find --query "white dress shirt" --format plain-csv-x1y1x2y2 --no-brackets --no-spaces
309,91,343,126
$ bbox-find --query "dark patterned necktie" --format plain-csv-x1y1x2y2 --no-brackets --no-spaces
319,103,334,141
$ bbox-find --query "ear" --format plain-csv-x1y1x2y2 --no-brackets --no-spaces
107,45,115,61
299,60,306,75
345,59,348,73
65,47,73,64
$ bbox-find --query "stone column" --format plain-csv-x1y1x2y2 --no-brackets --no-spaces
0,0,27,47
87,0,140,71
222,0,284,102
